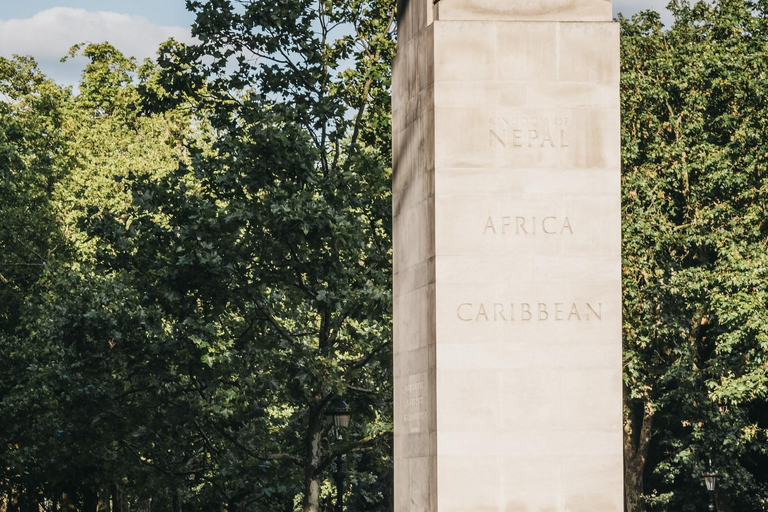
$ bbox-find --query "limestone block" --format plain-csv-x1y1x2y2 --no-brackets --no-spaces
394,283,435,354
496,23,558,82
393,197,434,272
434,192,621,258
498,369,563,430
436,368,500,432
409,456,432,510
397,0,432,46
560,369,623,430
436,341,621,371
434,280,621,346
434,22,496,82
434,106,619,170
559,22,620,84
501,457,561,512
527,82,620,109
436,0,612,22
437,455,500,512
434,81,528,109
394,256,435,298
561,457,624,512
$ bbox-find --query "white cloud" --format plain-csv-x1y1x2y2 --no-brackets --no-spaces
613,0,674,25
0,7,193,62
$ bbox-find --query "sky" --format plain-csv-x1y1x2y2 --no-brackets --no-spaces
0,0,673,86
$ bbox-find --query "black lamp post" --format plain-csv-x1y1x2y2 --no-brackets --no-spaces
326,399,352,512
702,459,718,512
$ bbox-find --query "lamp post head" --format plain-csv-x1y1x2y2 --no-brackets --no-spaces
703,459,718,492
327,399,352,439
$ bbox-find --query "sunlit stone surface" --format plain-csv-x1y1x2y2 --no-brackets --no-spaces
393,1,622,510
436,0,612,21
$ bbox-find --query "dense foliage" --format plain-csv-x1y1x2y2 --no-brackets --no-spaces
0,0,396,510
621,1,768,510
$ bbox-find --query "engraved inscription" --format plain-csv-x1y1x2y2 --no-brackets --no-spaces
483,216,574,235
489,116,570,149
403,411,428,422
456,302,602,322
403,380,427,428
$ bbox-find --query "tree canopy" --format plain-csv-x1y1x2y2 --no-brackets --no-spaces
1,0,396,510
622,1,768,510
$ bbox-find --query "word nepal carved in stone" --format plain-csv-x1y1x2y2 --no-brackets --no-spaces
483,216,574,235
456,302,603,322
489,115,571,149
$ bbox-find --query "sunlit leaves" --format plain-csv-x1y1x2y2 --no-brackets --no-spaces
622,1,768,509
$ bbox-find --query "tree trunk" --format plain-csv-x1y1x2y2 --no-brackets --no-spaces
111,483,126,512
172,492,182,512
302,427,323,512
624,397,653,512
60,491,77,512
82,488,98,512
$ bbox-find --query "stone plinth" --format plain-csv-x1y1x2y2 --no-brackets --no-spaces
393,1,622,511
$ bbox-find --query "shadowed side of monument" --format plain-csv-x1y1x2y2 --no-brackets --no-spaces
393,1,437,511
393,1,622,511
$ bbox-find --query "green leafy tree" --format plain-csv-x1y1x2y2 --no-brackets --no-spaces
621,1,768,510
1,0,397,506
0,55,73,511
1,45,203,511
81,0,397,510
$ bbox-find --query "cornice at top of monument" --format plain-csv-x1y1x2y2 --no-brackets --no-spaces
434,0,613,22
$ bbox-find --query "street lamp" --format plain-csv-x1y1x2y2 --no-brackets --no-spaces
702,459,718,512
327,399,352,440
326,399,352,512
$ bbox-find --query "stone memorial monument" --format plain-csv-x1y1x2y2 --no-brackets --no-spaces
392,0,622,511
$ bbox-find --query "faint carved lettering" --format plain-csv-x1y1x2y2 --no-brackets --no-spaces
555,303,565,321
512,129,523,147
483,216,575,235
490,129,506,147
502,216,512,234
488,116,571,150
494,303,507,322
457,303,473,322
516,217,528,234
562,217,574,235
542,216,557,234
587,303,602,321
454,303,604,323
484,217,497,234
